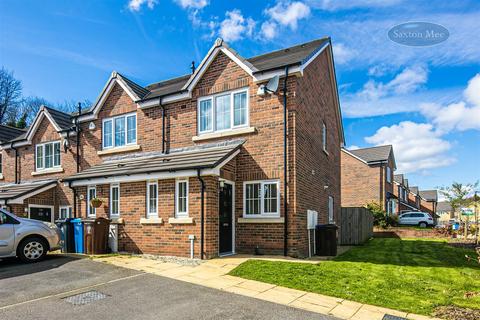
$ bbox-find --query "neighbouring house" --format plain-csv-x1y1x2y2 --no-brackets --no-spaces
393,174,416,213
0,125,26,181
408,186,421,212
340,145,396,214
436,201,453,224
0,37,344,259
419,190,438,219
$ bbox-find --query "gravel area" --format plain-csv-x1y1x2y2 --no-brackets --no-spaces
129,253,203,266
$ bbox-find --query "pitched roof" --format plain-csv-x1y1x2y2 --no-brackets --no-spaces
348,145,394,164
117,72,149,99
419,190,438,201
0,179,57,203
44,106,73,130
64,139,244,183
247,38,329,72
394,174,404,184
111,38,331,102
410,186,419,194
0,125,25,143
437,201,452,212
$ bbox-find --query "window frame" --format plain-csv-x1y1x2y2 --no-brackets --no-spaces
146,180,158,218
35,141,61,171
243,180,280,218
328,195,334,223
102,112,137,150
110,183,120,218
197,88,249,135
59,206,72,219
175,179,189,218
87,186,96,218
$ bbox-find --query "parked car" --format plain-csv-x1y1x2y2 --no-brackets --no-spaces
398,211,434,228
0,209,61,262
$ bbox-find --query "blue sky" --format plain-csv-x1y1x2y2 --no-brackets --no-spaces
1,0,479,191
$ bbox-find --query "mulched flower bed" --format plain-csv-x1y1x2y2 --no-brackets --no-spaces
434,306,480,320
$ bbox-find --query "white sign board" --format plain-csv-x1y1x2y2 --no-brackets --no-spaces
307,210,318,230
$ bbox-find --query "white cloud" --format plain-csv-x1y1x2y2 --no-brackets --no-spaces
332,43,356,64
265,1,310,30
127,0,158,12
260,21,277,40
174,0,208,9
419,74,480,133
365,121,455,173
464,73,480,106
219,10,256,42
309,0,402,11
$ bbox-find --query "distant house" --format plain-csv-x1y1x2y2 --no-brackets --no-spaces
437,201,453,224
341,145,396,213
419,190,438,218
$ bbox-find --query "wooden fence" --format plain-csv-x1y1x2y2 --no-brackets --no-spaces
340,207,374,245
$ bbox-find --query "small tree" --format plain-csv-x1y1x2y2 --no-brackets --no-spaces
365,201,396,229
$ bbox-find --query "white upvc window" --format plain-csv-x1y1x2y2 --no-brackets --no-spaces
87,186,96,217
175,179,189,217
322,122,327,153
102,112,137,149
198,88,249,134
59,206,72,219
328,196,334,223
35,141,61,171
110,184,120,217
243,180,280,217
146,181,158,217
386,166,392,183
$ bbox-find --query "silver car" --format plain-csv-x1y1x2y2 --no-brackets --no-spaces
0,209,62,262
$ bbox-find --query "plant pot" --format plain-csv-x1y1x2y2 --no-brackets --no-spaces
90,198,102,208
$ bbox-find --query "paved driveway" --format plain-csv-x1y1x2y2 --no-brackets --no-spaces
0,255,336,320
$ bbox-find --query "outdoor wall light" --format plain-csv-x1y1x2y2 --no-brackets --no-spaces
219,180,225,189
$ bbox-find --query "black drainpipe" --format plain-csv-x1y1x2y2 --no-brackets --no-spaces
72,102,82,218
11,143,18,184
283,66,289,257
160,98,167,154
197,169,205,259
68,182,77,219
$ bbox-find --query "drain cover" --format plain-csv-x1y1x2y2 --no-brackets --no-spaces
383,315,407,320
63,290,108,305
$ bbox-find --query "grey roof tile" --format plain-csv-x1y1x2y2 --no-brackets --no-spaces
437,201,452,212
348,145,393,164
0,125,26,143
419,190,438,201
0,179,57,201
64,140,244,182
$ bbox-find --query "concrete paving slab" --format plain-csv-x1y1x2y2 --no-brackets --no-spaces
235,279,276,292
328,300,363,319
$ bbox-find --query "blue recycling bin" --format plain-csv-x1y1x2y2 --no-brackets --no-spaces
72,218,84,253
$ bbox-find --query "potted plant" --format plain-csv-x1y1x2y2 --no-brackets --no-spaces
90,197,103,208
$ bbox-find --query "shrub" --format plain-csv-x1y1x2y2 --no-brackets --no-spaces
365,201,396,229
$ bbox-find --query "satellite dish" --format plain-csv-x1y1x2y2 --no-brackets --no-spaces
257,75,279,96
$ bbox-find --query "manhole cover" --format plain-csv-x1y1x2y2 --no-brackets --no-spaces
383,315,407,320
63,290,108,305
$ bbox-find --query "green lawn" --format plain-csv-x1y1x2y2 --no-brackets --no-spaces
229,238,480,315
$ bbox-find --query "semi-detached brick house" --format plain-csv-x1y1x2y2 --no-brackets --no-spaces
341,145,397,213
0,37,344,259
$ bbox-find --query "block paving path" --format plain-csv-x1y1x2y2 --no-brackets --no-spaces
94,255,440,320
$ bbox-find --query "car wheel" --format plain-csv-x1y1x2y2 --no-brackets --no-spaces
419,222,427,228
17,237,47,263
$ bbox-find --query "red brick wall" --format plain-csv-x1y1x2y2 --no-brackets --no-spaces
341,151,380,207
293,49,342,257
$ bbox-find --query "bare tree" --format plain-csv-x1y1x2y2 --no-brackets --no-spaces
15,96,50,128
0,67,22,124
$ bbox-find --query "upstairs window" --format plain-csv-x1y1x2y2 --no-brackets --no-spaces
244,180,280,217
36,141,61,171
386,166,392,183
103,113,137,149
198,89,248,134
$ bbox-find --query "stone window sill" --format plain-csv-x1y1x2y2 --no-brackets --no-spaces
192,126,256,142
238,217,284,224
97,145,141,156
140,217,163,224
168,217,194,224
32,167,64,176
